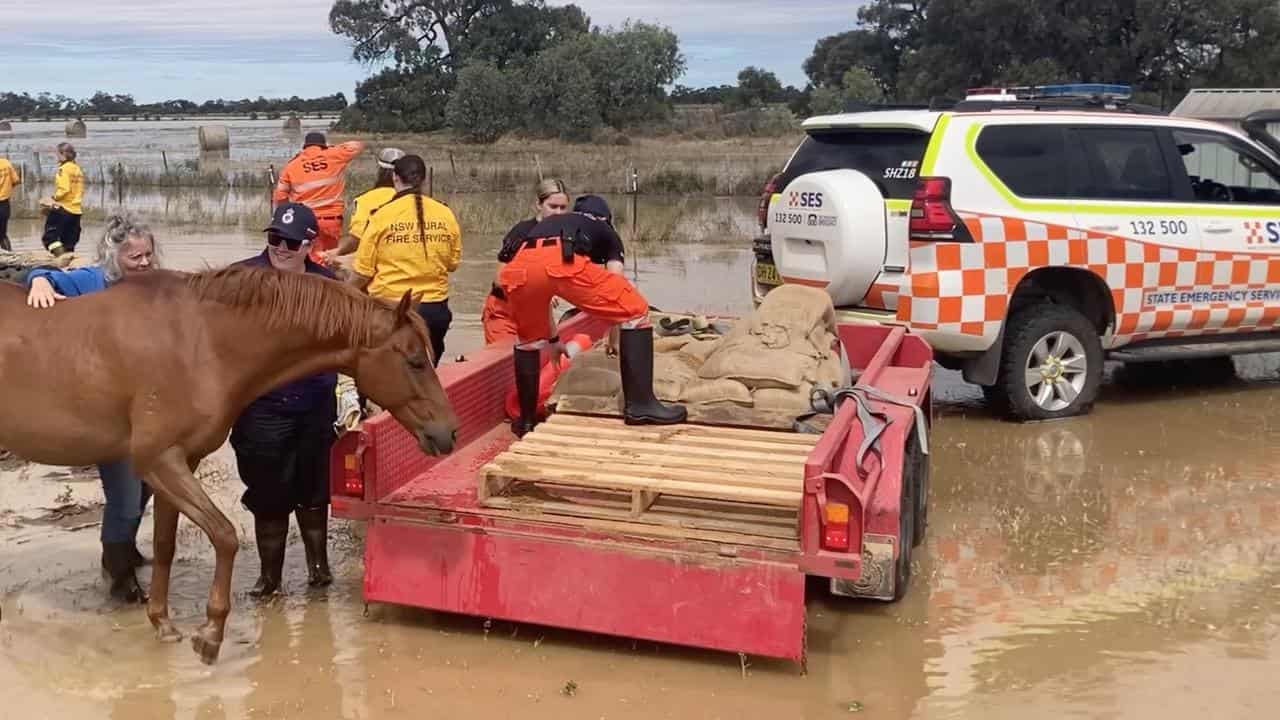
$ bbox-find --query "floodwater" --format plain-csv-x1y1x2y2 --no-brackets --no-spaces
0,118,332,177
4,192,1280,718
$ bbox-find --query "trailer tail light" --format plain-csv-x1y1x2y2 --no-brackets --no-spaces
341,453,364,498
822,501,851,552
756,172,783,230
909,177,973,242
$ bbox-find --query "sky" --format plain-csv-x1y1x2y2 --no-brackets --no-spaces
0,1,863,103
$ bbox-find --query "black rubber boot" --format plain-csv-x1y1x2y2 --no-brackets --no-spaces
620,326,688,425
295,507,333,587
101,541,148,604
249,514,289,599
512,346,542,437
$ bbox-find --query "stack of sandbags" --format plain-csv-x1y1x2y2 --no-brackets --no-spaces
0,249,93,284
549,286,847,417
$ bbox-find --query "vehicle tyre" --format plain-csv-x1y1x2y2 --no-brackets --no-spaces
986,303,1103,421
905,428,928,548
893,453,915,602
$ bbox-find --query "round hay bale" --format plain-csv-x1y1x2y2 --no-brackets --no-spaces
282,114,302,131
0,120,11,132
197,125,230,152
65,119,86,137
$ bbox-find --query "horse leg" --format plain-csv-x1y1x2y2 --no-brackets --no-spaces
145,493,183,642
142,447,239,665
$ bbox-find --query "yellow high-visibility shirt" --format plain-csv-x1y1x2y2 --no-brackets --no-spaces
354,191,462,303
53,161,84,215
0,159,20,201
348,186,397,244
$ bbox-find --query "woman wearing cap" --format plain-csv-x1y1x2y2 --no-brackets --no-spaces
349,154,461,365
26,215,159,602
322,147,406,265
483,178,571,344
41,142,85,256
498,195,685,435
229,202,340,596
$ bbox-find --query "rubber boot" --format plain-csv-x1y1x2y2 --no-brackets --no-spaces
295,507,333,587
620,326,688,425
248,514,289,598
127,517,151,569
101,541,148,604
512,346,542,437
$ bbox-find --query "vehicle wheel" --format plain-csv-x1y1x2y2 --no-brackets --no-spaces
893,450,916,602
986,303,1103,421
906,429,928,548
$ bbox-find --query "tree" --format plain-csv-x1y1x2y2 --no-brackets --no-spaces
519,36,604,140
337,59,454,132
447,61,519,142
734,66,783,108
462,2,588,69
329,0,512,69
580,21,685,127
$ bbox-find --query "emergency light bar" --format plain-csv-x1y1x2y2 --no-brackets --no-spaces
965,83,1133,101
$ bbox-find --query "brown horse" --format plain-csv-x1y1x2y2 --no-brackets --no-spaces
0,264,458,663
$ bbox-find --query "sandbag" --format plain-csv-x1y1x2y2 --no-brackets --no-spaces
697,333,821,389
805,333,846,389
680,378,753,406
654,353,698,402
678,337,720,368
568,347,618,372
751,284,836,337
550,365,621,401
655,335,695,353
753,383,814,412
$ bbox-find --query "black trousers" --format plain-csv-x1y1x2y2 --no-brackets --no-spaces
0,199,10,251
230,404,337,516
416,300,452,366
41,207,81,253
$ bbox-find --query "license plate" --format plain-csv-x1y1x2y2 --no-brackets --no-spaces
755,261,781,286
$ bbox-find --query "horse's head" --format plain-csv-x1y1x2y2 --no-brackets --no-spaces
353,291,458,455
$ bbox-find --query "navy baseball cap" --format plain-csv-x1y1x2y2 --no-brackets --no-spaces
264,202,319,243
573,195,612,225
303,131,327,147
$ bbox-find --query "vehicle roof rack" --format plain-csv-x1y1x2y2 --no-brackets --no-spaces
952,96,1165,115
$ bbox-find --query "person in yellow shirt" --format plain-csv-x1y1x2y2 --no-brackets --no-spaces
0,155,20,251
349,154,461,366
321,146,405,264
42,142,85,256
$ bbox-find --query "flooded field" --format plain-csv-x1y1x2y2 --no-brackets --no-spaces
3,178,1280,719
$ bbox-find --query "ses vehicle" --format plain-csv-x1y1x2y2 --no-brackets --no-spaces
754,83,1280,420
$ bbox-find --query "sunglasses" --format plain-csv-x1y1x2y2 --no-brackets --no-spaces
267,233,307,251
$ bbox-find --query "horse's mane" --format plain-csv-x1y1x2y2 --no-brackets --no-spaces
178,265,396,347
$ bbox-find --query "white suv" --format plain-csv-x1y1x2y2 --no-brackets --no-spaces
753,88,1280,420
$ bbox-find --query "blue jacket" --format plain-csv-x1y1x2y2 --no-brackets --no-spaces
27,265,110,295
234,252,339,418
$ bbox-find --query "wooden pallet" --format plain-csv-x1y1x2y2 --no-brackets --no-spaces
479,414,817,541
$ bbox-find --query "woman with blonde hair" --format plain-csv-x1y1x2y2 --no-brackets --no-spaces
26,215,159,602
483,178,571,344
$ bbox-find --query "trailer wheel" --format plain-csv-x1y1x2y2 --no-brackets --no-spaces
906,428,928,548
894,444,917,602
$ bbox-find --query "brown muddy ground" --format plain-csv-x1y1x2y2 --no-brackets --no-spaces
3,222,1280,719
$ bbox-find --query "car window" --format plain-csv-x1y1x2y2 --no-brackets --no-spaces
1075,127,1175,201
975,125,1071,198
1171,129,1280,204
782,129,929,199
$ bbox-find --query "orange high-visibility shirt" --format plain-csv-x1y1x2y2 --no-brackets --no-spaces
272,141,364,217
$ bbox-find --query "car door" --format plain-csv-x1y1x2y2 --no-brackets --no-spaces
1068,126,1203,340
1165,127,1280,332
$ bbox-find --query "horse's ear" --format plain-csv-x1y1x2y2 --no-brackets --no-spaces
395,291,414,326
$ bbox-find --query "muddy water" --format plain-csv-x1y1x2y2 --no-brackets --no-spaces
4,209,1280,718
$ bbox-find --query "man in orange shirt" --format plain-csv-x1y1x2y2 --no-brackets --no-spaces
273,132,365,262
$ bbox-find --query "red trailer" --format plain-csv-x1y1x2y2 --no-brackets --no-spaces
329,314,933,665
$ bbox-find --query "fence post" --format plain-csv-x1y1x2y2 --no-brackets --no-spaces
161,150,169,174
32,151,41,183
428,166,434,198
629,167,640,281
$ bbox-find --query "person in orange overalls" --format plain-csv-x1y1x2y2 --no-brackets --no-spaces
273,132,365,263
497,195,686,435
483,178,571,344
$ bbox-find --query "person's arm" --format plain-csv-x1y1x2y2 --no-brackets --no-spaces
445,211,462,273
25,267,101,307
350,219,380,292
331,141,365,164
271,166,292,208
51,166,70,205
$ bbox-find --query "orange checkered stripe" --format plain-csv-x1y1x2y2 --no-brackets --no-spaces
863,281,900,311
895,213,1280,342
925,481,1280,626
